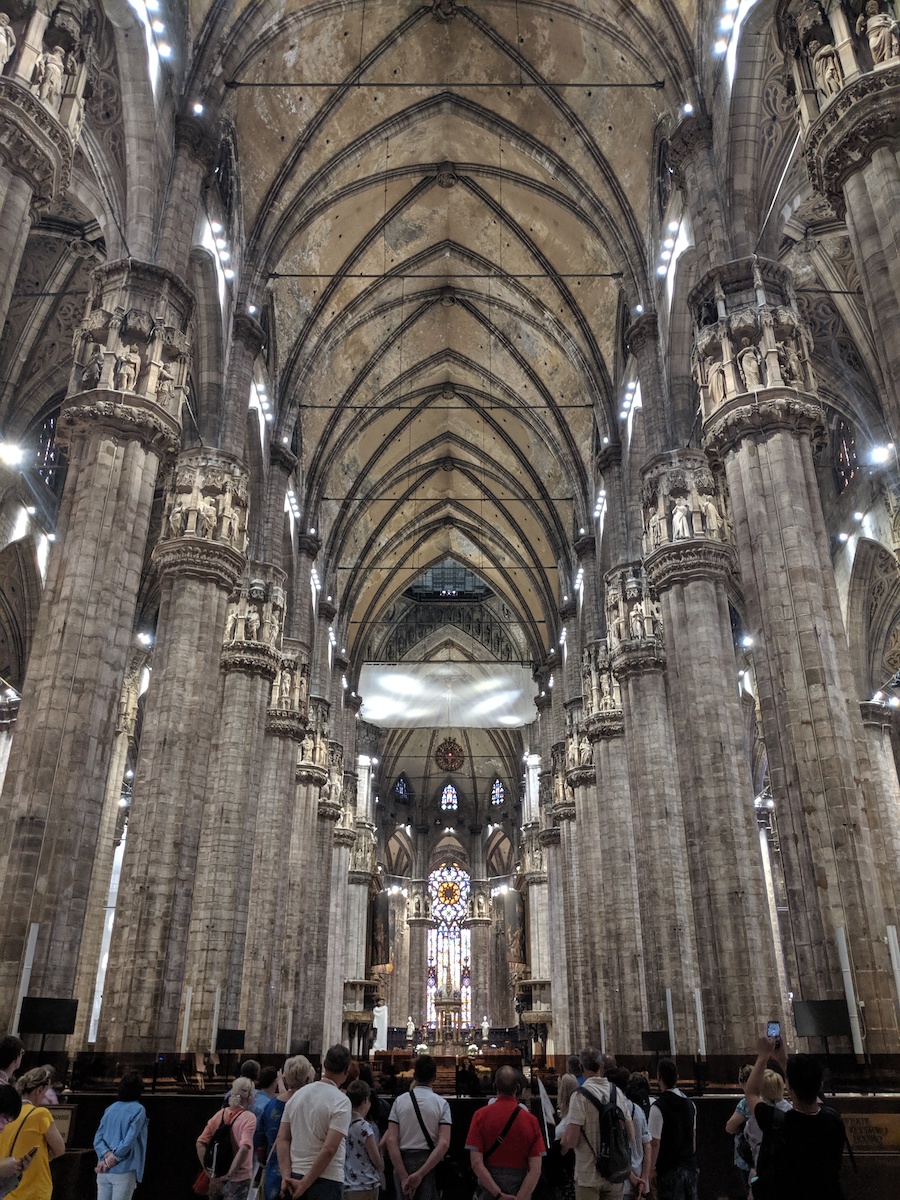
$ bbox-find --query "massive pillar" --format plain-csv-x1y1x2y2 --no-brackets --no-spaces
407,877,433,1029
608,563,701,1053
98,449,247,1051
0,260,189,1032
642,449,782,1051
696,257,899,1051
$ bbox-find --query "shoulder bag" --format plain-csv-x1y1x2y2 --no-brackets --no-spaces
408,1088,464,1198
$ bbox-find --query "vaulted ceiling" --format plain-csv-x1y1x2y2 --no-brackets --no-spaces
195,0,699,672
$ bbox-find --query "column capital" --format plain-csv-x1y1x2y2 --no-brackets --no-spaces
58,392,181,461
667,113,713,187
640,446,731,556
296,762,328,787
318,798,343,822
805,63,900,210
0,76,73,204
585,709,624,741
859,700,896,728
318,598,337,622
344,692,363,715
703,392,827,460
298,533,321,558
537,826,561,848
270,440,298,474
231,312,266,356
596,443,622,473
334,826,357,848
610,641,666,678
221,640,281,680
574,532,596,560
174,114,219,171
624,309,660,357
645,539,736,590
153,537,245,590
265,709,306,739
565,764,596,788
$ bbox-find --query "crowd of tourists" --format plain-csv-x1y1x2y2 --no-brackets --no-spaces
0,1031,848,1200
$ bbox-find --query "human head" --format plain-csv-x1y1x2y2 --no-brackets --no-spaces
494,1065,520,1096
237,1059,260,1083
282,1055,315,1091
786,1054,823,1105
0,1037,23,1074
601,1054,617,1076
738,1063,753,1085
227,1077,254,1108
566,1054,581,1076
761,1069,785,1104
579,1048,602,1076
16,1066,53,1101
323,1044,352,1082
117,1070,144,1102
609,1068,630,1091
346,1078,371,1113
259,1066,279,1093
0,1085,21,1123
413,1055,437,1085
657,1058,678,1090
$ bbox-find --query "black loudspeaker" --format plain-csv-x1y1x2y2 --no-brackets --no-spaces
215,1027,246,1051
641,1030,671,1053
19,997,78,1036
792,1000,852,1039
290,1039,311,1056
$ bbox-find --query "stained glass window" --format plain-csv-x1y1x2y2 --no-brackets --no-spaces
394,776,408,798
440,783,458,811
833,419,858,492
426,862,471,1025
491,779,504,806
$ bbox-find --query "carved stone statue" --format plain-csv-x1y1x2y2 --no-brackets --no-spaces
671,499,692,540
0,15,16,73
777,340,803,386
81,344,103,389
114,345,141,392
856,2,900,64
198,497,217,539
579,736,592,766
737,339,763,390
707,358,727,407
156,363,176,406
648,509,664,548
481,1016,490,1042
280,668,293,704
245,606,260,640
34,45,66,107
169,498,185,539
629,600,645,640
407,1016,415,1040
701,496,722,539
301,731,315,761
566,737,577,769
809,40,842,97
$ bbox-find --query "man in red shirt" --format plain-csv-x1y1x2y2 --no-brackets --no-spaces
465,1066,545,1200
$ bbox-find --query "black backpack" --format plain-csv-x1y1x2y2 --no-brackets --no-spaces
204,1110,237,1177
576,1083,632,1184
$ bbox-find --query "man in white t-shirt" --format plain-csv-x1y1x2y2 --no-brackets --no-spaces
561,1049,634,1199
277,1044,352,1199
385,1055,451,1200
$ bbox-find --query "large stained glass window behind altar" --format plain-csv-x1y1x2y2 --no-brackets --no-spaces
426,862,471,1026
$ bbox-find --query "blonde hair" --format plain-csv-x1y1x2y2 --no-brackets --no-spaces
283,1055,315,1090
16,1067,52,1097
227,1076,254,1107
761,1069,785,1104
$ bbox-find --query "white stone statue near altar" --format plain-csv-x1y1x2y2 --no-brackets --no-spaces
372,1002,388,1052
482,1015,490,1042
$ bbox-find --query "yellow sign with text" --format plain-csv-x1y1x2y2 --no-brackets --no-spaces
844,1113,900,1154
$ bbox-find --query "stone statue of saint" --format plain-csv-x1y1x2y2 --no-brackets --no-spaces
198,497,217,539
407,1016,415,1040
245,607,261,640
701,497,722,539
34,45,66,106
777,340,803,386
114,345,141,392
672,499,692,540
737,339,763,390
0,15,16,73
649,509,663,548
301,731,315,761
225,609,237,642
481,1016,490,1042
566,736,577,769
856,2,899,64
629,600,645,640
809,40,842,98
81,344,103,389
579,736,592,766
280,668,293,703
156,363,176,406
707,358,727,407
168,498,185,538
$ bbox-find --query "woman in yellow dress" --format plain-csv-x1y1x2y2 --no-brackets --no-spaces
0,1068,65,1199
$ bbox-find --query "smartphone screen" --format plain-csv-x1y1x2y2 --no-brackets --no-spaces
767,1020,781,1046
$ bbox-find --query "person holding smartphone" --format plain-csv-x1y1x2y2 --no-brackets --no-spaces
0,1067,66,1200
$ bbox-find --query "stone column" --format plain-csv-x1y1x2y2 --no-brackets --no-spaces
98,449,247,1051
0,58,74,331
322,823,356,1049
240,656,307,1050
860,702,900,878
698,258,899,1051
608,562,700,1051
0,260,188,1032
465,881,492,1029
785,14,900,442
407,879,433,1027
540,825,570,1051
69,650,146,1049
586,701,647,1056
643,450,782,1052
